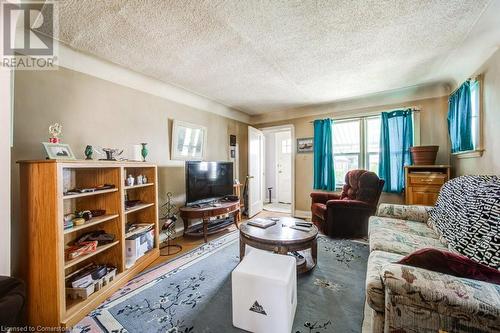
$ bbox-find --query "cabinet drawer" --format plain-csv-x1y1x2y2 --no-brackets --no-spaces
409,174,446,186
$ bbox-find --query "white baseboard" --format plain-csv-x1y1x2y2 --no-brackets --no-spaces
294,210,312,219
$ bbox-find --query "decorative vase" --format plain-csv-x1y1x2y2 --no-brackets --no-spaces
141,143,148,162
410,145,439,165
84,145,93,160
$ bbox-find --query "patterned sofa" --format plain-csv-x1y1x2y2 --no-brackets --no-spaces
365,175,500,333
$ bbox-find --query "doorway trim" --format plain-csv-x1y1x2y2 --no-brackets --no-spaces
260,124,295,216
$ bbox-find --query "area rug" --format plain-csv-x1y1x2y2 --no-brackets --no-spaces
72,232,369,333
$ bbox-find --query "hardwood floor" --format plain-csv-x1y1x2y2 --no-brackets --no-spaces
146,210,291,269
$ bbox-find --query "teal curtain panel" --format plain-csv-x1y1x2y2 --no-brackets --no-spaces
313,119,336,191
378,109,413,193
448,81,474,153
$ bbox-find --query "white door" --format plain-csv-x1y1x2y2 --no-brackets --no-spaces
275,131,292,204
248,126,264,217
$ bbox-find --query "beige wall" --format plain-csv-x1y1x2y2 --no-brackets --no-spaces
452,48,500,175
255,96,450,212
11,67,248,275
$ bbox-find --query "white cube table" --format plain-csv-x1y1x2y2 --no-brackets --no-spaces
232,249,297,333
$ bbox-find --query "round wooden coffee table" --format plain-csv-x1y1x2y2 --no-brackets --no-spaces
239,217,318,274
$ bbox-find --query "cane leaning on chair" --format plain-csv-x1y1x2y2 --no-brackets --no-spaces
310,170,384,238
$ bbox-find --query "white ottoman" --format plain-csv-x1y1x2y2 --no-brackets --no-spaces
232,249,297,333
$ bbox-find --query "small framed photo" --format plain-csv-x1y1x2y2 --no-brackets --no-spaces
297,137,313,153
42,142,76,160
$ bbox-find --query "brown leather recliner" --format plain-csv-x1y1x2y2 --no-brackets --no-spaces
310,170,384,238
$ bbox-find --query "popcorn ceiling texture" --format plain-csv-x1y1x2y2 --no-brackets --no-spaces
49,0,489,114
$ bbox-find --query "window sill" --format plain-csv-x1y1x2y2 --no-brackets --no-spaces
452,149,484,159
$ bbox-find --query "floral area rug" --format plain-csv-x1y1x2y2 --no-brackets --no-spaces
73,232,369,333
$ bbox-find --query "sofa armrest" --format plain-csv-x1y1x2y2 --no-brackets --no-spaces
377,203,432,223
382,263,500,322
310,191,341,205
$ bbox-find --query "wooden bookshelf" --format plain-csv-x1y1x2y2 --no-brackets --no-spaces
17,160,159,328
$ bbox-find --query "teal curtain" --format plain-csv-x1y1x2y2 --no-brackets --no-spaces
448,81,473,153
313,119,335,191
378,110,413,193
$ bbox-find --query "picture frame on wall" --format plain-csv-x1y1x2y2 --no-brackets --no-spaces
297,137,313,153
171,120,207,161
42,142,76,160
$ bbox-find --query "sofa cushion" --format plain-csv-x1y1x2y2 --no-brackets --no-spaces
311,203,326,219
369,216,438,239
366,250,404,312
398,248,500,284
369,228,447,255
428,175,500,269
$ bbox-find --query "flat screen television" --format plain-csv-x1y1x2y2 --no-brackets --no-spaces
185,161,234,205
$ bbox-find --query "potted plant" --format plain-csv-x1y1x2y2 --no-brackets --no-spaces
410,145,439,165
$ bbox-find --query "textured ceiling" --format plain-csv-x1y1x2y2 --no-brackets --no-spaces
48,0,491,115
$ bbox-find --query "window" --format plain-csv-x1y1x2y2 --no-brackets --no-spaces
333,117,381,187
333,120,360,186
366,117,381,174
448,78,482,156
281,138,291,154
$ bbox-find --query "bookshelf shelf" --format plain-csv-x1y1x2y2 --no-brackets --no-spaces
64,241,120,269
63,188,118,199
63,214,119,234
124,182,154,190
125,202,155,214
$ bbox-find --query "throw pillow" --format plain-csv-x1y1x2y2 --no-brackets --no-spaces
397,248,500,285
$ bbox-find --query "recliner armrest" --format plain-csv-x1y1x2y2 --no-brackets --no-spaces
326,200,375,213
310,191,341,204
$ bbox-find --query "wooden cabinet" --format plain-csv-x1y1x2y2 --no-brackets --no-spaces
404,165,451,206
17,160,160,328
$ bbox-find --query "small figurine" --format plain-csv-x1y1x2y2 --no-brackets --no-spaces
100,148,124,161
85,145,93,160
48,123,62,143
126,175,135,186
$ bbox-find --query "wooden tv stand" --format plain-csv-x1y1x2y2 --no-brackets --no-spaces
179,201,240,242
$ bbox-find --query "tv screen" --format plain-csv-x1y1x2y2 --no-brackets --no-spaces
185,161,234,205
